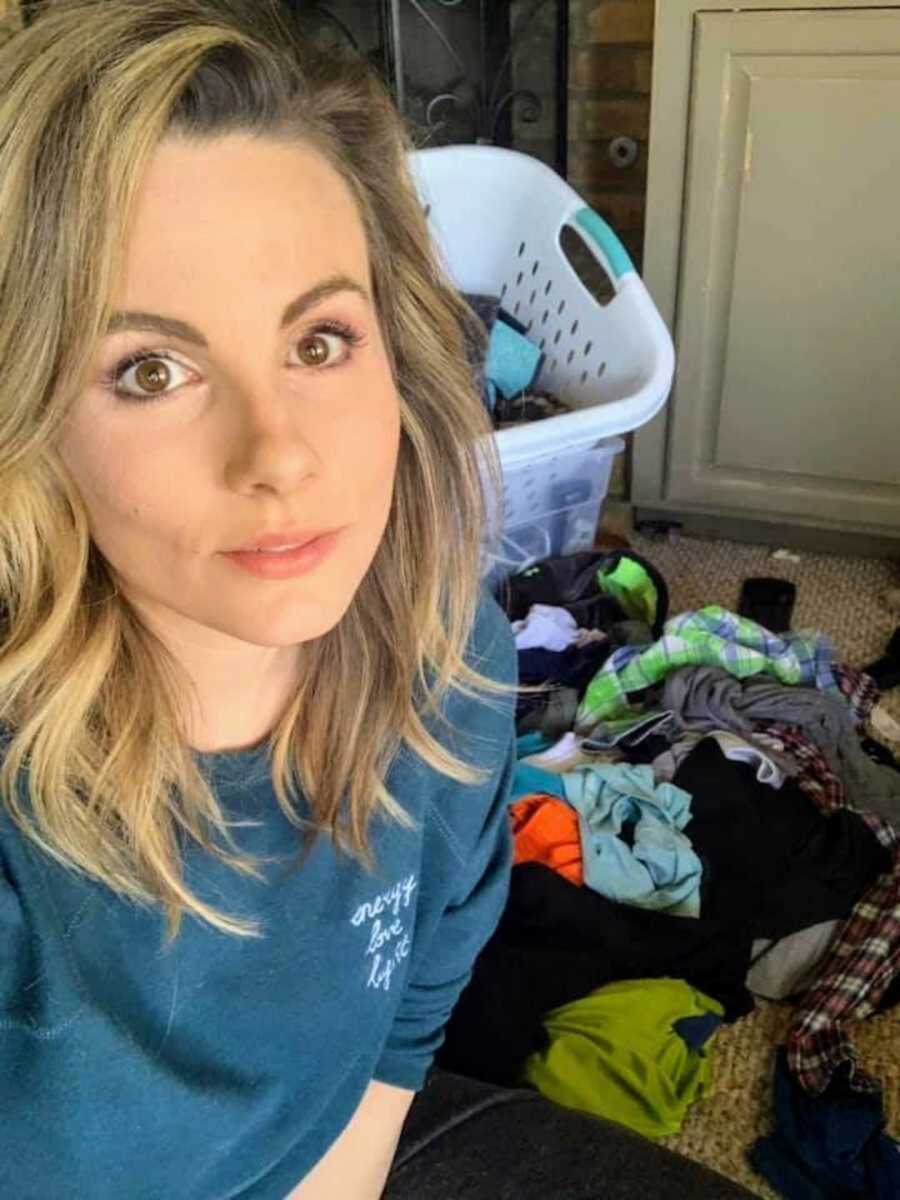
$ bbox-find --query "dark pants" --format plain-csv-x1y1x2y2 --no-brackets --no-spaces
383,1068,758,1200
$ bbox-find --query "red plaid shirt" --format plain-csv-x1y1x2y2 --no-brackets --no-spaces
761,665,900,1095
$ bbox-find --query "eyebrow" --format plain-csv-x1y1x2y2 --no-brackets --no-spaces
104,273,371,346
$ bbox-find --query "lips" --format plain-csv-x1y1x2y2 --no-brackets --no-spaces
230,529,338,553
221,528,343,579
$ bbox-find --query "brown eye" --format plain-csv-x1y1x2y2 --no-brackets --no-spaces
297,333,332,367
134,358,171,393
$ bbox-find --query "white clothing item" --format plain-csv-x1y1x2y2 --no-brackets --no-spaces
512,604,579,652
653,729,787,788
524,731,581,765
711,730,787,787
521,732,623,775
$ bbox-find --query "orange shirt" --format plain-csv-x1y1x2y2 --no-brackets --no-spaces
510,793,583,886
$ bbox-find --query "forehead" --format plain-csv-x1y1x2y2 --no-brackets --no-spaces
119,134,369,294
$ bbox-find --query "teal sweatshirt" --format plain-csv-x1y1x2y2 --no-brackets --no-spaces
0,588,517,1199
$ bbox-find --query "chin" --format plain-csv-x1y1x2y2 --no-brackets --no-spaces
253,581,363,647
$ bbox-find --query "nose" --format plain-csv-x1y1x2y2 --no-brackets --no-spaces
221,380,321,496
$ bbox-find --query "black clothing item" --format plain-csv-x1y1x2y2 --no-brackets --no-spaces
494,552,629,631
673,739,892,940
620,732,674,766
517,641,613,696
515,638,613,733
877,972,900,1014
437,863,755,1087
493,389,572,429
862,736,900,773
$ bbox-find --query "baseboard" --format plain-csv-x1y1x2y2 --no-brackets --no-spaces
633,508,900,560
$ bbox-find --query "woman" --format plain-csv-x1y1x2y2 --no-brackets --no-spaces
0,2,756,1196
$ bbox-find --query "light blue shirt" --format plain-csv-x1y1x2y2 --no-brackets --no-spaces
561,762,702,917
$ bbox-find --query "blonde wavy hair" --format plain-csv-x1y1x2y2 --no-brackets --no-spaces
0,0,529,945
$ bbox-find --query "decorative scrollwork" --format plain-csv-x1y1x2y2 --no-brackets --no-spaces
302,0,563,169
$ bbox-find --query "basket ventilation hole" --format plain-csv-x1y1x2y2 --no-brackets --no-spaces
541,310,549,325
513,301,520,314
570,319,579,336
531,260,539,276
584,340,592,356
424,203,431,219
597,361,607,378
518,241,525,257
529,289,536,305
557,299,566,315
500,283,507,298
516,271,523,285
551,357,558,371
553,330,561,345
579,370,588,384
539,338,546,349
566,349,575,364
544,280,552,294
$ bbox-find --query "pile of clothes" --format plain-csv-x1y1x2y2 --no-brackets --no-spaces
437,550,900,1199
461,291,573,431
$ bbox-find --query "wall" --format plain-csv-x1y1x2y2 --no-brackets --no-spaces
568,0,654,272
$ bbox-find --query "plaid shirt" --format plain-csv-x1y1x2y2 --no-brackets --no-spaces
575,606,843,731
762,665,900,1096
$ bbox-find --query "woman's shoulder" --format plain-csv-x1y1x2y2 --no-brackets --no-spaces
428,584,518,786
464,584,517,690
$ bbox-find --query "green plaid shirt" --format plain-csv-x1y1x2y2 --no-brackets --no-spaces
575,606,841,731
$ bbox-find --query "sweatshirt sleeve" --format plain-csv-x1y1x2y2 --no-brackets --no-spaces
372,593,518,1092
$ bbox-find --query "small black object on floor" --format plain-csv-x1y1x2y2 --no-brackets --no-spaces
738,577,796,633
862,627,900,692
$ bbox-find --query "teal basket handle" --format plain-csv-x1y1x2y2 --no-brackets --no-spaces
572,206,636,284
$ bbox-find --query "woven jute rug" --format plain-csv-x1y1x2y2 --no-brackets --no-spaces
595,515,900,1197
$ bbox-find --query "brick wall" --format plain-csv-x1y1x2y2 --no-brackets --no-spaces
569,0,655,272
570,0,655,498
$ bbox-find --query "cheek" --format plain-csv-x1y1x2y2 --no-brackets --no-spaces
58,425,184,561
58,427,140,523
335,386,402,503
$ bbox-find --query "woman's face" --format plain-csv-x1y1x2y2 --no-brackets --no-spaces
56,134,402,655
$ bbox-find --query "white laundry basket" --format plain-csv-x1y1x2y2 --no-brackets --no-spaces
408,144,675,587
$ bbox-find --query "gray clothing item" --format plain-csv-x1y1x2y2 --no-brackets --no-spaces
518,687,580,740
384,1068,756,1199
661,667,900,830
748,921,843,1000
653,729,793,788
584,709,677,751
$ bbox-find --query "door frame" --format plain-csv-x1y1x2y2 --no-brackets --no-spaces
634,0,898,506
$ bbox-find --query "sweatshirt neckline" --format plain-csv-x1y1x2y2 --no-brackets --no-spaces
192,737,272,790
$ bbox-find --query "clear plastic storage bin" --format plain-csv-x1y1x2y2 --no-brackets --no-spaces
482,437,624,591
